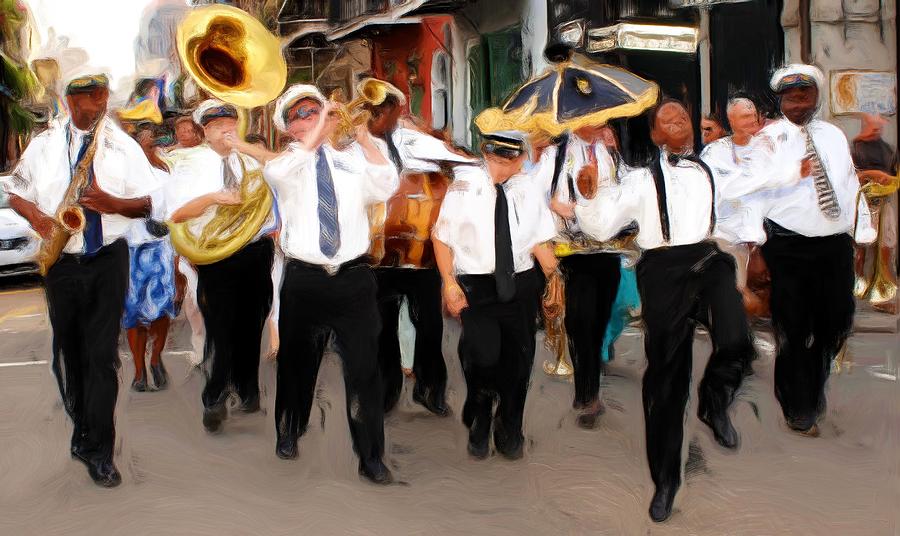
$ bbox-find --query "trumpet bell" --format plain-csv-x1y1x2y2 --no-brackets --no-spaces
176,4,286,108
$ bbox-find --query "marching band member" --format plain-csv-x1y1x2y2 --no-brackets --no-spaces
701,97,768,312
575,99,755,522
360,78,475,416
260,85,399,484
166,99,276,433
433,130,558,460
2,72,160,487
754,65,875,437
532,124,621,428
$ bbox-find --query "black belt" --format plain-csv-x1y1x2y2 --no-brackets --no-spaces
288,255,369,276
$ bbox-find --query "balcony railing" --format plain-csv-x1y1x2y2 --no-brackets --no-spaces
339,0,389,21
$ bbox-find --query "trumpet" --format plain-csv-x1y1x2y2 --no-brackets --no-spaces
329,78,399,149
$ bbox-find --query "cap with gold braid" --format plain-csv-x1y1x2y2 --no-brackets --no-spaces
65,74,109,95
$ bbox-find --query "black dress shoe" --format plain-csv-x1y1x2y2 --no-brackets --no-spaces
70,442,88,462
467,428,491,460
131,377,148,392
239,394,261,413
576,400,606,430
358,458,394,485
150,362,168,391
699,409,739,450
202,402,227,433
413,388,450,417
649,484,677,523
496,435,524,460
74,455,121,488
275,434,298,460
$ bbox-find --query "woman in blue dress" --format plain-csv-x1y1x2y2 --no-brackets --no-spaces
125,124,177,391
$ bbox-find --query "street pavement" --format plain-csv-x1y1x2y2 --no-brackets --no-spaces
0,275,897,535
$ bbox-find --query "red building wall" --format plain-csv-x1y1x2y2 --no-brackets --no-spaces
370,16,452,126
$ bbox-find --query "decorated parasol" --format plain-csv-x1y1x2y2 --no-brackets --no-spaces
479,45,659,137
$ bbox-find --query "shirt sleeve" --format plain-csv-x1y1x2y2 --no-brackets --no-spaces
575,168,646,242
534,187,558,244
121,141,161,199
529,146,557,200
362,156,399,204
432,181,465,245
401,129,474,166
263,143,313,187
724,127,803,200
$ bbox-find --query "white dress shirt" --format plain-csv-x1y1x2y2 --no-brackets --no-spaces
575,151,714,250
433,164,557,275
1,117,160,254
162,144,276,243
263,142,399,267
374,127,474,173
749,118,875,243
126,166,170,246
701,137,770,244
531,135,617,235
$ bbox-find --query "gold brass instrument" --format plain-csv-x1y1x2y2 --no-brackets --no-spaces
330,78,394,149
36,120,103,276
853,171,900,306
168,4,285,265
176,4,286,108
168,157,272,264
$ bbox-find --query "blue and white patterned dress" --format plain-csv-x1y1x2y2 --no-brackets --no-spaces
123,167,176,329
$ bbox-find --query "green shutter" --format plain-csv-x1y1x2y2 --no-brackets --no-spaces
485,27,524,106
467,42,489,149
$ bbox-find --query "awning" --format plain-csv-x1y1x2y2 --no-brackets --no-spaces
327,0,430,41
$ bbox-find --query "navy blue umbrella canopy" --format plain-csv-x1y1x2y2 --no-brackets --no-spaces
498,59,659,136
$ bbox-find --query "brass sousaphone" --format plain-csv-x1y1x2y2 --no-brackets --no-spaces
168,4,286,265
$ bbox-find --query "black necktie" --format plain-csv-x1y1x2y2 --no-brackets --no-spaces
494,183,515,302
384,131,404,174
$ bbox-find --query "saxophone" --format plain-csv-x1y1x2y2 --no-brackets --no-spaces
36,120,103,276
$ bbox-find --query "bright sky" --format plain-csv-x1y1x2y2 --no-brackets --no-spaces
24,0,170,90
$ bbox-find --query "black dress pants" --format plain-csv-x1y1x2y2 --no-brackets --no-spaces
636,241,754,491
375,267,447,412
275,258,385,464
761,220,855,430
457,268,542,448
46,239,129,462
196,238,274,408
560,252,621,406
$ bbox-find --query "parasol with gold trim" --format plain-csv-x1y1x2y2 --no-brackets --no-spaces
495,47,659,137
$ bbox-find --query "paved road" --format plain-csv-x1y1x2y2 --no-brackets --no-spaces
0,277,897,535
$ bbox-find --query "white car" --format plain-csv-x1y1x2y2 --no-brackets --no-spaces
0,189,39,276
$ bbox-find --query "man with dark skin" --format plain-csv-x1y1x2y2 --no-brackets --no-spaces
576,98,754,523
359,80,474,417
754,65,876,439
3,73,157,487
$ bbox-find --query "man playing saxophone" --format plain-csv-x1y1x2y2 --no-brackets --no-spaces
1,71,161,487
165,99,277,434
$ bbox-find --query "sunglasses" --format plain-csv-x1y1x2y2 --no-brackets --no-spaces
291,104,321,121
482,143,524,160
